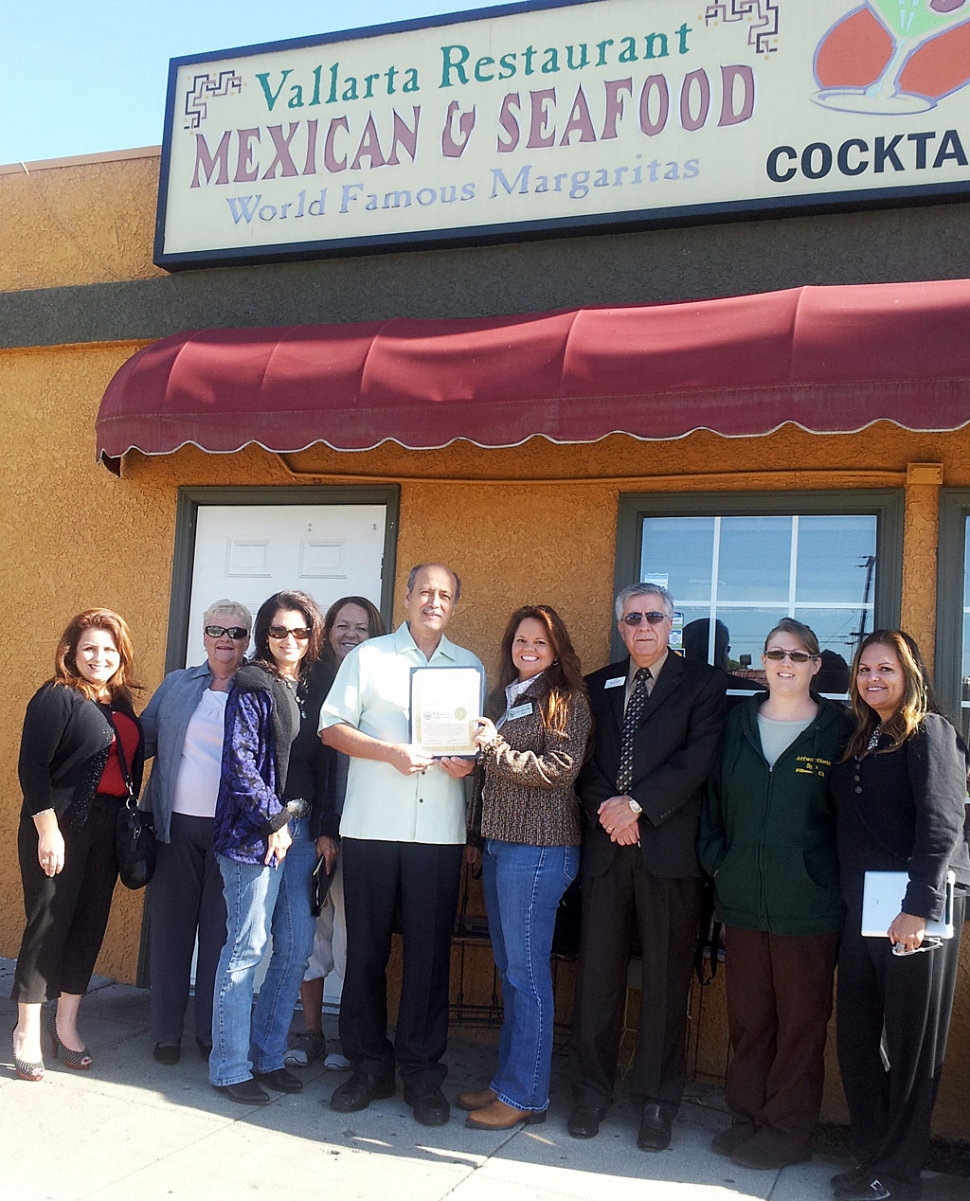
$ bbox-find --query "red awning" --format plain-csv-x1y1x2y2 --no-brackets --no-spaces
96,280,970,469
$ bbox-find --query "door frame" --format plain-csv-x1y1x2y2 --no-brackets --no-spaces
137,484,399,987
165,484,400,672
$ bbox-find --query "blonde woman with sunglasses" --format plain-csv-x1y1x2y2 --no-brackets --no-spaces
208,589,324,1105
827,631,969,1201
699,618,852,1171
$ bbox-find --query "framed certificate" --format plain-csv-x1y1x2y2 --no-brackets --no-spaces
409,665,485,758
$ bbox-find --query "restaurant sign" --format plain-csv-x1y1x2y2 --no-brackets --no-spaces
155,0,970,267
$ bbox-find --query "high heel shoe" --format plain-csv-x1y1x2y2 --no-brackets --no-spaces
47,1011,92,1070
12,1028,45,1082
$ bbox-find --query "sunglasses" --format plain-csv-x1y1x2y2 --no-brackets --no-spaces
268,625,311,642
764,649,818,663
621,611,668,626
205,625,249,640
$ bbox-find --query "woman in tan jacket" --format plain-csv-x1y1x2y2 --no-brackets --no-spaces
459,604,592,1130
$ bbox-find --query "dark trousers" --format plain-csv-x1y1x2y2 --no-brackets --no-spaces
837,891,966,1190
724,926,838,1159
569,845,703,1109
340,838,463,1085
149,813,227,1045
12,796,122,1003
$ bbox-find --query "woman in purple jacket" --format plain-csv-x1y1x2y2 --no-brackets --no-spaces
208,590,323,1105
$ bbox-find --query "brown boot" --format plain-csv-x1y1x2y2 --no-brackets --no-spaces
464,1099,547,1130
457,1086,498,1112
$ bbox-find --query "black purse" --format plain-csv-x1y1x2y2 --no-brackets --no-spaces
110,713,156,890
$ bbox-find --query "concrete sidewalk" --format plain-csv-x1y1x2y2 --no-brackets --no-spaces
1,962,964,1201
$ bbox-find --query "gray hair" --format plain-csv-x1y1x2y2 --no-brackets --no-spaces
203,598,252,631
614,582,675,622
406,564,462,602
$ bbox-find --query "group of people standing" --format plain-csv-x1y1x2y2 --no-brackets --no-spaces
9,567,968,1201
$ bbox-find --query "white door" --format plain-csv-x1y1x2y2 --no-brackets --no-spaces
186,501,387,1011
185,503,387,667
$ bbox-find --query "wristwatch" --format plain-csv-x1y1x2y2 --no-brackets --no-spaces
628,798,642,815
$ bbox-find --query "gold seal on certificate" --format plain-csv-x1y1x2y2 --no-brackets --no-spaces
409,664,485,758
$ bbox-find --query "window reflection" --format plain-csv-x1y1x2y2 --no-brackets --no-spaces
641,513,876,696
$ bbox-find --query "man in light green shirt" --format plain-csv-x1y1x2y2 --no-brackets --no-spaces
319,564,482,1127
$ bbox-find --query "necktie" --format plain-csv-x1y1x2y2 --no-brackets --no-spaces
617,668,650,794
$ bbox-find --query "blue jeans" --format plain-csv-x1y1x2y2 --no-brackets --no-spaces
482,839,580,1111
209,820,317,1087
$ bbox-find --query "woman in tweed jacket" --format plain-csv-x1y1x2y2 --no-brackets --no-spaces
459,604,592,1130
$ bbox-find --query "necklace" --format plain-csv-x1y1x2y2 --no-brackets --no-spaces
865,723,882,753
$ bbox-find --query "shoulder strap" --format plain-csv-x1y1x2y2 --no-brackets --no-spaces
106,710,136,801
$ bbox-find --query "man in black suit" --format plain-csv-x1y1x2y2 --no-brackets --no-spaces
568,582,727,1151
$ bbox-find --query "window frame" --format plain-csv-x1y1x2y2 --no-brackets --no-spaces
612,489,903,663
935,489,970,726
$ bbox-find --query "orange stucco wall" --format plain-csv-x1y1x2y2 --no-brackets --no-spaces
1,152,967,1137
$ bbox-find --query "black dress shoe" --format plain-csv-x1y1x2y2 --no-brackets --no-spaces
196,1037,213,1061
834,1178,903,1201
568,1106,605,1139
153,1041,181,1065
214,1079,270,1105
403,1081,451,1127
330,1070,396,1113
255,1067,303,1093
637,1102,673,1152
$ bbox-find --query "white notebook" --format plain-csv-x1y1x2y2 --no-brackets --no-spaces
861,870,956,938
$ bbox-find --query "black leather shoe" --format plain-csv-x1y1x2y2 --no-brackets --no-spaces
196,1037,213,1061
567,1106,605,1139
153,1041,181,1065
330,1070,396,1113
403,1081,451,1127
214,1079,270,1105
833,1179,902,1201
255,1067,303,1093
637,1102,673,1152
731,1141,810,1170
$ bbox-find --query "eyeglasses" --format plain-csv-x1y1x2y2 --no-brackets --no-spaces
764,649,819,663
892,937,941,957
621,611,668,626
205,625,249,640
268,625,311,642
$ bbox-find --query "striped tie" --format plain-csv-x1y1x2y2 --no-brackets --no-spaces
617,668,650,794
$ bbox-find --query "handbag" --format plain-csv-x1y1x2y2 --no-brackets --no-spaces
110,712,156,890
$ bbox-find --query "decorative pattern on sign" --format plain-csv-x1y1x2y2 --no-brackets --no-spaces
704,1,781,54
183,70,243,130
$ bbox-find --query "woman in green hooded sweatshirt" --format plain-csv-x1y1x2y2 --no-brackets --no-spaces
699,618,851,1171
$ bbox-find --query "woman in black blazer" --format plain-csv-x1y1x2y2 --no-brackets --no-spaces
11,609,143,1081
829,630,969,1201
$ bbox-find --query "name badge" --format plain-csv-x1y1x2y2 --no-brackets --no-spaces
506,701,534,721
604,676,626,690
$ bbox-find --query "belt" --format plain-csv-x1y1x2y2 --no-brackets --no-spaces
285,798,311,819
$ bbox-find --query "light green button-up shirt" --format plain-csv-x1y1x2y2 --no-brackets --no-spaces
319,622,484,844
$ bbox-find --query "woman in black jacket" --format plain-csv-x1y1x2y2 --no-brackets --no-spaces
11,609,143,1080
829,630,970,1201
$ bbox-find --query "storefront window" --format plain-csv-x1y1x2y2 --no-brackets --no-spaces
615,491,903,697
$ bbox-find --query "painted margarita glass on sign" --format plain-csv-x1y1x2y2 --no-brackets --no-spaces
813,0,970,113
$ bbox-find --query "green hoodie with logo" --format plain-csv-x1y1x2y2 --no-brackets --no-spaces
698,694,852,936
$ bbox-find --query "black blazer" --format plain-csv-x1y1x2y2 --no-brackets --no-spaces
578,653,727,879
